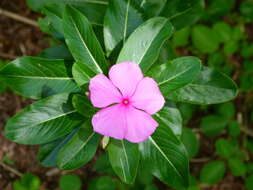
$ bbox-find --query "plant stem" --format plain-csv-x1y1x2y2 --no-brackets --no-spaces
0,8,38,27
0,161,22,177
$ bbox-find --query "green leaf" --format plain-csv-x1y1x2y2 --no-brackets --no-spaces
107,139,139,184
117,17,174,73
192,25,219,54
172,27,190,47
205,0,235,19
27,0,108,26
154,105,182,136
168,66,238,105
240,1,253,21
140,0,167,18
160,0,204,30
228,158,246,176
215,138,235,158
228,120,241,138
104,0,144,55
63,5,107,86
212,22,231,43
72,94,96,117
200,161,226,185
216,102,235,120
57,122,100,170
88,176,117,190
148,56,201,95
200,115,227,136
59,174,82,190
246,174,253,190
0,57,80,99
5,93,83,145
224,41,239,55
139,122,189,188
13,173,41,190
39,45,73,60
37,129,78,167
181,128,199,158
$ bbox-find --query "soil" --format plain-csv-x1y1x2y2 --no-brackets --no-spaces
0,0,251,190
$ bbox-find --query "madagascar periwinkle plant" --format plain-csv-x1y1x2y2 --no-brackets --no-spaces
0,0,238,189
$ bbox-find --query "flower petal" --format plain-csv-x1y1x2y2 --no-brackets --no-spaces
125,107,158,143
109,62,143,97
89,74,122,108
131,77,165,114
92,104,126,140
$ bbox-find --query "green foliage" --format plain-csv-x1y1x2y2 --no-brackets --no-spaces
59,174,82,190
181,128,199,158
200,161,226,185
228,158,246,176
13,174,41,190
215,138,235,158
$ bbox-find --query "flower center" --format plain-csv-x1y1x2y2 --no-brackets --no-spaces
122,98,130,106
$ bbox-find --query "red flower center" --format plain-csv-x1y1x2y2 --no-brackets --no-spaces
122,98,130,105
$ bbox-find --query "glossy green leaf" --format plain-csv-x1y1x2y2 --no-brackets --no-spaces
57,122,100,170
27,0,108,26
160,0,204,30
148,56,201,94
117,17,174,73
140,0,167,18
72,94,96,117
107,139,140,184
139,122,189,188
59,174,82,190
63,5,107,86
37,129,78,167
200,115,227,136
181,128,199,158
39,45,73,60
168,66,238,105
0,57,79,99
200,161,225,185
154,105,182,136
104,0,144,55
5,93,83,145
192,25,219,54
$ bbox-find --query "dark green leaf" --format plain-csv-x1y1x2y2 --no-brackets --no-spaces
39,45,73,60
216,102,235,120
148,56,201,94
172,27,190,47
88,176,117,190
37,129,78,167
0,57,80,99
154,106,182,136
5,93,83,145
200,115,227,136
160,0,204,30
181,128,199,158
168,66,238,105
72,94,96,117
215,138,235,158
191,25,219,54
63,5,107,86
59,174,82,190
139,122,189,188
140,0,167,18
57,122,100,170
228,158,246,176
200,161,225,185
212,22,231,43
104,0,144,55
117,17,174,73
107,139,140,184
228,120,241,138
245,174,253,190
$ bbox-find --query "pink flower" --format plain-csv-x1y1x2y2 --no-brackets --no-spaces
89,62,165,143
